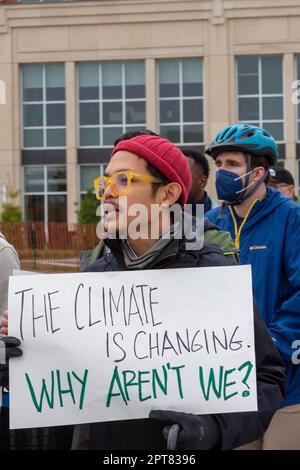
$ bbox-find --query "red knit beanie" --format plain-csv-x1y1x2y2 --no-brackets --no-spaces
111,135,192,207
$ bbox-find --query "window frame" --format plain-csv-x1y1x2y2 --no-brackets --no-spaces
236,55,284,143
77,61,146,149
23,164,67,222
21,64,66,150
79,163,108,197
157,58,204,145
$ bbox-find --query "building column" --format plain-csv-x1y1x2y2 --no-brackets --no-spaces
145,58,157,133
283,53,297,177
65,61,77,224
0,33,20,211
204,20,231,200
12,61,22,208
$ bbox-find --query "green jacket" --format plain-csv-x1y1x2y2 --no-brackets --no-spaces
80,222,239,270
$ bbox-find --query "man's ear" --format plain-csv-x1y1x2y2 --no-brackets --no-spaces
253,166,267,182
287,185,296,199
157,182,182,206
199,175,208,190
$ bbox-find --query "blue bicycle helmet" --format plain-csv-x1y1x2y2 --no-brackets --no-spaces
205,124,279,165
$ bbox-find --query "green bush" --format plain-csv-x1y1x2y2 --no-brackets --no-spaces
1,186,22,222
76,189,100,224
1,203,22,222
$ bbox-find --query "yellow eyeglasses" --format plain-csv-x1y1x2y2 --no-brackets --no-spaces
93,171,163,201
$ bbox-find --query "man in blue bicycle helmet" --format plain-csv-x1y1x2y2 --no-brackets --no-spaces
206,124,300,450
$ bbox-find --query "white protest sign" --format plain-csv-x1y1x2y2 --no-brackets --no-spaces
8,265,257,429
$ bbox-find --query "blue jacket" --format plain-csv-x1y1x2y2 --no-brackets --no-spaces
207,187,300,407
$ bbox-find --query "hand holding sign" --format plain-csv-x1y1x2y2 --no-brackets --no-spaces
0,336,22,388
149,410,221,450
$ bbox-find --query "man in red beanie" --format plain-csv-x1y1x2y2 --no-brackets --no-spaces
74,134,284,450
1,134,285,451
96,134,192,248
79,129,238,268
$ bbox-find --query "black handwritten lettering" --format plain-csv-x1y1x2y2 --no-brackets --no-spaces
32,294,44,338
133,331,148,360
149,287,162,327
14,288,33,340
112,332,126,362
88,286,101,327
48,291,60,334
109,286,126,327
128,286,144,326
135,285,150,324
71,284,162,330
74,284,85,331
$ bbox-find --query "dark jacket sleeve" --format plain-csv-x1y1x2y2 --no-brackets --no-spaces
194,247,285,448
268,207,300,362
215,302,285,449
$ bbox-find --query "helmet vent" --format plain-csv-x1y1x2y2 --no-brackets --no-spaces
239,131,254,140
219,126,231,141
225,128,238,140
263,130,271,137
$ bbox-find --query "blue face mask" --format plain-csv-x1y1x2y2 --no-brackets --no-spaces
215,169,255,203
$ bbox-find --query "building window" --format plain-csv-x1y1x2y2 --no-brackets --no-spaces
80,164,107,197
237,56,284,142
24,165,67,222
22,64,66,149
78,61,146,147
158,58,203,145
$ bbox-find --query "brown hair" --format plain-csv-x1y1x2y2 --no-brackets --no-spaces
249,155,270,184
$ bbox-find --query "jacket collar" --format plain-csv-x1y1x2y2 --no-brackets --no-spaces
103,211,203,269
104,234,180,270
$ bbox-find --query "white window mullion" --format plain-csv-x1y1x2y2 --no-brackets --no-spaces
76,64,80,148
122,62,126,133
296,57,300,142
44,166,48,225
157,61,161,132
22,166,25,221
43,65,47,148
179,60,183,144
258,58,263,128
236,58,239,122
99,64,103,146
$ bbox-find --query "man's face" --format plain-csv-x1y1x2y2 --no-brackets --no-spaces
214,151,247,177
269,182,295,199
101,150,161,237
187,158,208,203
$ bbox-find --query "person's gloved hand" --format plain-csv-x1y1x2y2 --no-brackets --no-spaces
0,336,22,388
149,409,221,450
